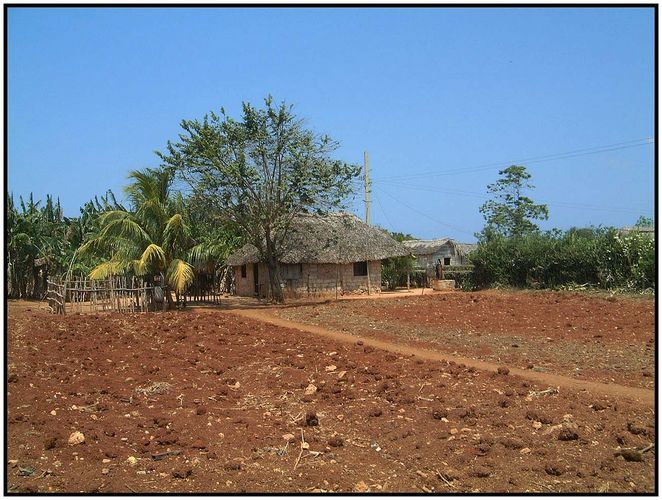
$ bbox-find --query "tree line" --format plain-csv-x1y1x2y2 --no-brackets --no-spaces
7,97,654,301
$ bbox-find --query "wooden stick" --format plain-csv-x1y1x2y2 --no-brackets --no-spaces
436,470,455,489
293,429,305,470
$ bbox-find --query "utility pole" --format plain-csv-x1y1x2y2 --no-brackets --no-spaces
364,151,371,295
364,151,371,225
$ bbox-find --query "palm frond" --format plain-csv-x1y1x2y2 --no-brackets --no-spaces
163,213,191,252
97,210,131,226
99,217,151,246
188,241,232,268
89,260,127,280
166,258,194,294
138,243,166,273
135,199,168,234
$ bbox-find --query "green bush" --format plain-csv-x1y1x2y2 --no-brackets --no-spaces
467,227,655,292
381,255,416,290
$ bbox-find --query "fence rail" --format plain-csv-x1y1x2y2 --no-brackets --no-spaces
47,276,160,314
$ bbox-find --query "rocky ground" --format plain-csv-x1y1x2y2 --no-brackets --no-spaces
6,295,655,493
276,289,655,389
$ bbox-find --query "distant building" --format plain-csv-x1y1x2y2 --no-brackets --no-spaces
226,213,409,298
402,238,477,275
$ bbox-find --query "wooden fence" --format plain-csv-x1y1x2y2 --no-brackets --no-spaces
47,276,160,314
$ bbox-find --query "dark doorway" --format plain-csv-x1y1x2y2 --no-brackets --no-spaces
253,263,259,295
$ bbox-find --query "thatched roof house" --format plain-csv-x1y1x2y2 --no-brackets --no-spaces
402,238,477,270
227,213,408,298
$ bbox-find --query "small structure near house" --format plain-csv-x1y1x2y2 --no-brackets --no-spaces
226,212,408,298
403,238,477,288
403,238,477,270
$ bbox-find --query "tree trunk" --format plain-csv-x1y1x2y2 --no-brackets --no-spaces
32,266,41,299
262,239,283,303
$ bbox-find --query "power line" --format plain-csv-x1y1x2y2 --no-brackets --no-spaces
374,191,394,230
375,137,654,182
377,180,649,215
375,186,475,236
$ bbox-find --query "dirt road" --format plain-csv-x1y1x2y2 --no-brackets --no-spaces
227,307,654,406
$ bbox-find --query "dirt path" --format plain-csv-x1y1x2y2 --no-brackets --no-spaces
226,307,654,406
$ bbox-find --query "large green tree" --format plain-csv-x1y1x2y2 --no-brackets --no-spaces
478,165,549,239
157,97,360,302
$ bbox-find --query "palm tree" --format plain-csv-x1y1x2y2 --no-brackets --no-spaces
79,167,195,307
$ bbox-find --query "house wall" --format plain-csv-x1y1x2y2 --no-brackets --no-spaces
233,260,382,298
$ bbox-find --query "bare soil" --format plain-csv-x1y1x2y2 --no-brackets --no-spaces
6,295,656,493
276,290,655,389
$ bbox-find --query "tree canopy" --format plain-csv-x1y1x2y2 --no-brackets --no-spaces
157,96,360,302
478,165,549,239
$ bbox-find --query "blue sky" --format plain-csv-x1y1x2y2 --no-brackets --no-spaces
8,7,655,241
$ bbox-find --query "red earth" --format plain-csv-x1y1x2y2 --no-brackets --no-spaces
6,292,656,493
276,289,655,390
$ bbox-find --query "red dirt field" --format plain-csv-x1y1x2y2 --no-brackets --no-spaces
276,290,655,390
6,296,656,494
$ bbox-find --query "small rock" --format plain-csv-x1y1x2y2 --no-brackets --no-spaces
545,464,563,476
50,410,57,416
305,411,319,427
282,433,295,442
627,422,649,436
432,408,448,420
499,437,524,450
172,467,192,479
196,407,207,415
471,466,491,478
368,408,383,417
354,480,369,492
618,449,644,462
224,461,242,471
101,468,110,475
328,436,344,447
558,429,579,441
304,384,318,396
67,431,85,446
520,447,531,454
532,421,543,430
127,456,138,465
325,365,337,372
337,371,347,380
497,366,510,375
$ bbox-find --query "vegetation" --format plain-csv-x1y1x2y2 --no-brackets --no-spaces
381,231,416,290
158,96,360,302
79,168,201,308
7,192,120,299
478,165,549,239
468,225,655,292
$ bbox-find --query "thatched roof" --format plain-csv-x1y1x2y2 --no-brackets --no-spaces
226,213,409,266
402,238,477,256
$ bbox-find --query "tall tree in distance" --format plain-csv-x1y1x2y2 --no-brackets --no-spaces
158,96,360,302
478,165,549,239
